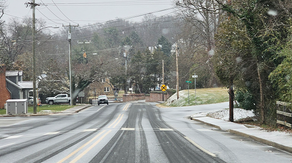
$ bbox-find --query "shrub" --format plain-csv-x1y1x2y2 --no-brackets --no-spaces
235,90,256,110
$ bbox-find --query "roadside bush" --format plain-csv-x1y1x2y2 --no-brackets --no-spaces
235,90,256,110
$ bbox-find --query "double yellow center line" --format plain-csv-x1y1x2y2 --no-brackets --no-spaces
108,103,130,128
58,103,131,162
58,130,111,163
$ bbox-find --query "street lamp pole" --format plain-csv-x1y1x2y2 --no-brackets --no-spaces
68,24,72,106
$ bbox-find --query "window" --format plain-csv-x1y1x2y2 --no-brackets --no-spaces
101,78,105,83
104,87,110,92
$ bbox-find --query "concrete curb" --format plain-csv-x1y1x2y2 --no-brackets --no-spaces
192,117,292,154
229,129,292,154
191,117,222,130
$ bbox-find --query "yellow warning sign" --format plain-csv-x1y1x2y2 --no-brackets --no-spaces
161,84,167,91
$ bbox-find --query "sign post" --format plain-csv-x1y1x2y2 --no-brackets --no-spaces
186,81,192,104
160,84,167,102
192,74,198,103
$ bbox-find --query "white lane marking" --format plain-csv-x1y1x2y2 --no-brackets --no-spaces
44,132,60,135
197,129,212,132
159,128,174,131
0,143,15,148
83,128,97,132
185,136,216,157
5,135,23,139
121,128,135,131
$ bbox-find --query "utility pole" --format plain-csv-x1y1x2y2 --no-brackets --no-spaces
63,24,78,105
176,43,179,99
162,60,164,101
27,0,40,114
123,45,131,94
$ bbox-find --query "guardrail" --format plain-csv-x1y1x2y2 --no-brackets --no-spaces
276,101,292,128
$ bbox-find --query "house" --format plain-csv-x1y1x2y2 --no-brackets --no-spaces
0,65,35,109
88,78,114,98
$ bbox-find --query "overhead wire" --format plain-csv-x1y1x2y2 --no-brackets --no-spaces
39,0,70,24
36,8,63,25
28,0,177,28
44,1,170,6
73,15,183,42
80,7,177,29
50,0,79,25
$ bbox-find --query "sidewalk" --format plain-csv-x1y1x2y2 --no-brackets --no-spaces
191,114,292,153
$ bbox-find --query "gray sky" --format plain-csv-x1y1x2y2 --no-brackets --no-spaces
3,0,176,27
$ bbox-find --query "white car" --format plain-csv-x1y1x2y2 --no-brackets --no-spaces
98,95,109,105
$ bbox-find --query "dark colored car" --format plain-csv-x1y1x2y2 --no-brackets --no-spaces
98,95,109,105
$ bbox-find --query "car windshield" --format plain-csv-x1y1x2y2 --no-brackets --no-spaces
98,95,107,99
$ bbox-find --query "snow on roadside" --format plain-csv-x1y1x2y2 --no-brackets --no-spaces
166,91,188,106
206,108,255,121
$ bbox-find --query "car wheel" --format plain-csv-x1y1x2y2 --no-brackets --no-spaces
49,101,54,105
107,102,109,105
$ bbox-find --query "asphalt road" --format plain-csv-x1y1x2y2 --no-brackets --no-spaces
0,102,291,163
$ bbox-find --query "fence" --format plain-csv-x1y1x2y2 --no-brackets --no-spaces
276,101,292,128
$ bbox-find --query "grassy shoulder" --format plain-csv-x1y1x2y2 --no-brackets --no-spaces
0,105,73,115
158,87,229,107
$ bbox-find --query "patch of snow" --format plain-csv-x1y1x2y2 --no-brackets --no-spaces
206,108,255,121
166,91,188,106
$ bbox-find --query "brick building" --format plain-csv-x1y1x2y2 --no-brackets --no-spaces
0,65,34,109
0,65,11,109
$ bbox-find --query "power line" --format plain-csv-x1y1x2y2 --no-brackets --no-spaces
36,8,62,25
80,7,177,29
44,1,171,6
50,0,79,24
39,0,70,24
124,7,176,20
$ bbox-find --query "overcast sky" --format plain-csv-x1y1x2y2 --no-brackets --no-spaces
3,0,177,27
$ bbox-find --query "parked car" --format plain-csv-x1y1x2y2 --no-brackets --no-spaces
46,94,70,105
98,95,109,105
28,96,41,106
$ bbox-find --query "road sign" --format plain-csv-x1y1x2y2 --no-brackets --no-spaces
161,84,167,91
192,75,198,78
186,81,192,83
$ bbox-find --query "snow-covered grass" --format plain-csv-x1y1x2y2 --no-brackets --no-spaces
165,87,229,107
162,87,255,122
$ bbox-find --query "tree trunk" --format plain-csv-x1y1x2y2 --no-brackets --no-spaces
257,64,265,124
229,79,234,122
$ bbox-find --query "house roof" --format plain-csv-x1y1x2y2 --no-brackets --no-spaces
18,81,33,89
6,79,34,89
6,71,23,77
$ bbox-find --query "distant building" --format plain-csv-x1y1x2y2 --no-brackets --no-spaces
0,65,10,109
0,65,35,108
88,78,114,98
